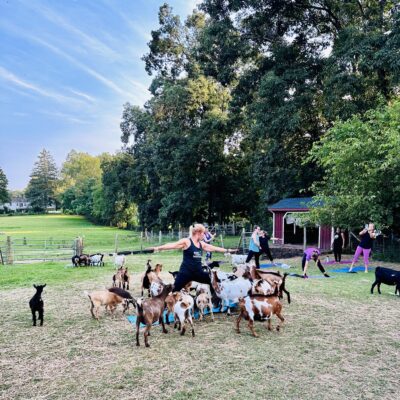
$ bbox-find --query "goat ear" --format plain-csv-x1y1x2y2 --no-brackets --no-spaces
33,284,37,289
43,284,47,288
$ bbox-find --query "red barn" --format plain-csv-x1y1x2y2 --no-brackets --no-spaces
268,197,333,251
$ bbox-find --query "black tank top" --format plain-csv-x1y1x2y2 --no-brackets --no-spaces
179,238,203,273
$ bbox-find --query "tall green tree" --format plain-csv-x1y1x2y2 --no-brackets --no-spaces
0,167,10,205
308,99,400,229
26,149,59,212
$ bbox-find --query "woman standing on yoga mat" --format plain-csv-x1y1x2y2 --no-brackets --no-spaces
151,224,235,292
302,248,330,279
348,223,377,273
246,226,261,268
332,227,345,263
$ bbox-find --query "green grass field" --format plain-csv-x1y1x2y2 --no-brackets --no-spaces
0,215,240,257
0,215,399,399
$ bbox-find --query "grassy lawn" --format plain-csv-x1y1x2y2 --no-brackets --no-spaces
1,252,399,400
0,215,240,256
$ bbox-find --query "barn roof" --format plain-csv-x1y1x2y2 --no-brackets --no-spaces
268,197,316,211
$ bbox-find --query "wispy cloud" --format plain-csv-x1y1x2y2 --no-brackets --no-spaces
101,0,151,42
39,110,90,124
19,0,120,60
67,89,96,103
0,65,86,105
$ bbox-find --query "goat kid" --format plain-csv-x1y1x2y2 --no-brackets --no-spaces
174,291,195,337
112,267,130,290
84,290,125,320
371,266,400,296
114,254,126,269
108,287,136,312
89,253,104,266
211,270,252,315
136,284,173,347
141,260,163,296
255,269,291,304
236,293,285,337
195,285,214,322
29,284,46,326
72,254,90,266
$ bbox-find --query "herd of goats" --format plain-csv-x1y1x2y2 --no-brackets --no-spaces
28,252,400,348
80,253,292,347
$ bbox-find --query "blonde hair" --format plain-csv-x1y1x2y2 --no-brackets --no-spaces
190,223,206,235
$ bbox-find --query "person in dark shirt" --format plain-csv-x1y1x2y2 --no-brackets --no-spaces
348,223,377,273
151,224,235,291
259,230,277,263
332,227,345,263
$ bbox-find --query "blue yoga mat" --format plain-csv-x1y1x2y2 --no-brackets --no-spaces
127,302,237,327
260,262,291,269
330,266,375,273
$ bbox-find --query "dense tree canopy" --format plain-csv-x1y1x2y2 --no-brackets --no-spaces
308,99,400,229
117,1,400,228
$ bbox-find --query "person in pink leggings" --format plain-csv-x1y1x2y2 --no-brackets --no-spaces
349,223,377,273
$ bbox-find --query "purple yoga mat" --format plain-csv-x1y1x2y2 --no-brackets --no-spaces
324,260,352,265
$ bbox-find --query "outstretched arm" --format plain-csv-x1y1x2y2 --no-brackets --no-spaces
152,238,189,252
202,242,236,253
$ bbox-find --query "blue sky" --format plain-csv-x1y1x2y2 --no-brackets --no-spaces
0,0,200,190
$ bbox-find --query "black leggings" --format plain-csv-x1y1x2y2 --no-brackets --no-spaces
333,247,342,262
260,247,273,262
173,268,211,292
301,255,327,274
246,251,260,268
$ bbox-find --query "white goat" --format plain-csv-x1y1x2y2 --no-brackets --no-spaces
211,270,252,315
114,254,126,269
173,291,195,336
89,254,104,266
224,252,248,267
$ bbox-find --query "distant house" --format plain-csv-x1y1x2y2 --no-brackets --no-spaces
1,197,30,212
268,197,333,251
0,197,57,213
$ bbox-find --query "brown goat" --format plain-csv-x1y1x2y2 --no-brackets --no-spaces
255,270,291,304
112,267,130,290
141,260,163,296
236,293,285,337
136,283,173,347
84,290,125,320
165,291,182,325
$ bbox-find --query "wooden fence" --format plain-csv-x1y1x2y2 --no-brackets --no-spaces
0,226,243,265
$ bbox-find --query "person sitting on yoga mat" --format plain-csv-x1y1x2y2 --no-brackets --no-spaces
302,248,330,279
151,224,235,292
348,223,377,273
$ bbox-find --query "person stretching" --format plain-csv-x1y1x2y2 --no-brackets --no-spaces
151,224,235,291
302,248,330,279
348,223,376,273
245,226,261,268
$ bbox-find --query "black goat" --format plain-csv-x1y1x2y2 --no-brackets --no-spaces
371,267,400,296
29,284,46,326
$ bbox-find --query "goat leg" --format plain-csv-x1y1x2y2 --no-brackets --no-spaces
276,312,285,331
38,309,44,326
209,301,214,322
248,320,258,337
160,316,168,334
236,313,242,334
144,325,151,347
136,319,140,346
31,309,37,326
